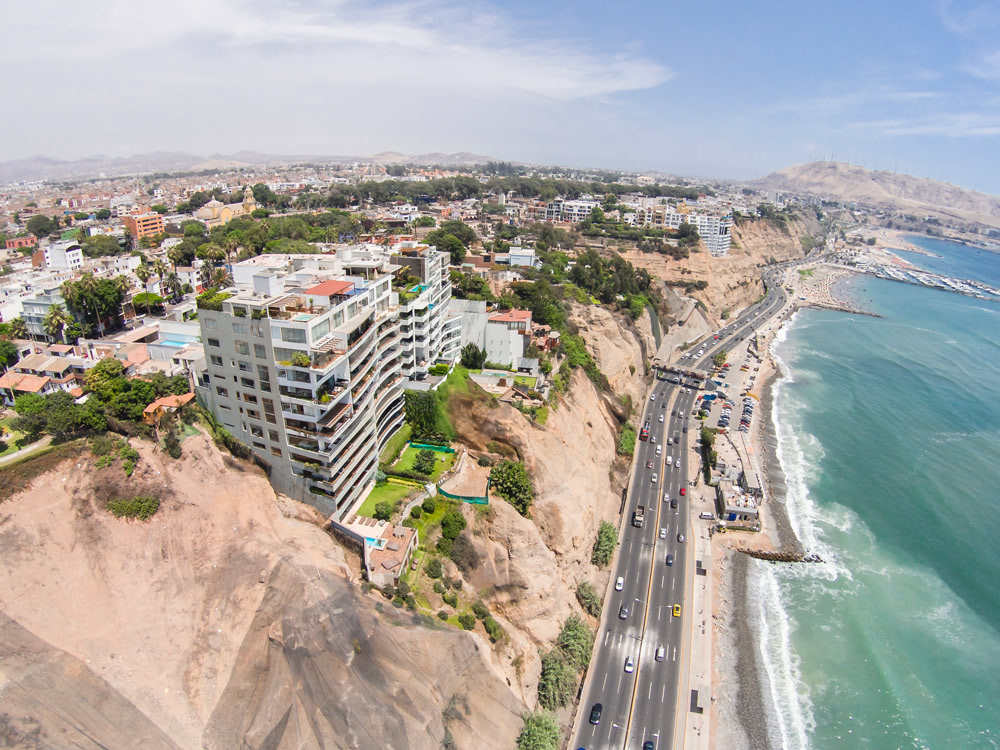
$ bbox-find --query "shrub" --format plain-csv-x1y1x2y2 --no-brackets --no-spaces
471,600,489,620
426,556,443,579
440,508,466,541
450,576,463,591
515,711,561,750
449,533,480,572
576,580,602,617
483,616,505,643
555,616,593,671
106,495,160,521
537,650,577,710
397,581,411,597
381,583,395,599
410,505,422,520
373,501,393,521
617,423,636,456
90,433,114,457
489,460,534,517
433,580,446,594
422,496,437,514
591,521,618,567
437,610,449,621
457,612,476,630
443,592,459,608
477,454,492,467
163,428,182,459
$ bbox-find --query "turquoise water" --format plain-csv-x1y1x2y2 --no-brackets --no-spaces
753,239,1000,749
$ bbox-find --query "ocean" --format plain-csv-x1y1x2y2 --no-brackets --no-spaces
751,237,1000,749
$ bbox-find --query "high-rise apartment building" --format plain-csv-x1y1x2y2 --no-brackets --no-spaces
194,243,459,519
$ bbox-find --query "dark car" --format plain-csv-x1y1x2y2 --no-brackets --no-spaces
619,605,629,620
671,498,678,508
644,741,655,750
671,409,677,416
589,702,603,725
666,554,674,566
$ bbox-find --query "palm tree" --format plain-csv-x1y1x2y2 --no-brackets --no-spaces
153,258,166,281
211,268,233,288
43,303,73,343
164,272,182,301
60,279,81,315
77,272,102,333
113,275,133,322
167,247,184,270
9,317,28,340
135,263,152,314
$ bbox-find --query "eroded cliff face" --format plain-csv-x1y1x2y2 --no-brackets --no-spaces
0,435,525,749
619,215,817,323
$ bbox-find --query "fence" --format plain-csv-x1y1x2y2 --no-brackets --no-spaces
410,442,457,454
437,487,489,505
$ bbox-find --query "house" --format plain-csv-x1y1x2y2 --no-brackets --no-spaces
142,392,195,426
364,522,419,587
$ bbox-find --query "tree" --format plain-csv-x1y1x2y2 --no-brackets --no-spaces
536,650,577,710
373,501,393,521
26,215,57,238
412,448,437,475
163,272,182,300
95,208,111,220
449,533,480,572
555,616,593,670
150,204,168,214
135,263,152,313
9,318,28,340
440,508,466,541
460,342,487,369
43,303,73,342
430,232,466,265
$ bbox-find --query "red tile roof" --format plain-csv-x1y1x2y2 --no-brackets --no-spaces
489,309,532,324
306,279,354,297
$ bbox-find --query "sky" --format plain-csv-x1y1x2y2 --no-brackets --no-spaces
3,0,1000,192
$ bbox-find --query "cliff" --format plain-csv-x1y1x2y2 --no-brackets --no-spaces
0,434,525,749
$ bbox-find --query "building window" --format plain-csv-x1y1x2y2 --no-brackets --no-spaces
241,377,255,388
246,409,261,421
253,441,266,450
262,398,277,424
280,327,307,344
254,343,266,358
238,360,252,372
208,338,220,348
232,322,247,334
210,355,223,366
249,425,264,438
204,318,217,330
235,340,250,355
216,386,228,397
270,447,282,457
268,429,279,442
242,392,258,404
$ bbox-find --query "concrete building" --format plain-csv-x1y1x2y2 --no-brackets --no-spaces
21,283,66,340
194,243,458,519
43,241,84,271
642,206,733,257
123,212,165,240
508,246,539,268
449,300,532,368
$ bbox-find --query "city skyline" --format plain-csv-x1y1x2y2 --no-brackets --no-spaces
3,0,1000,193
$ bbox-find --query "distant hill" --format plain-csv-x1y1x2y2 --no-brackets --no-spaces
756,161,1000,229
0,150,495,183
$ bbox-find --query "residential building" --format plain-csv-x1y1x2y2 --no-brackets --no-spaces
123,212,165,240
194,244,457,520
642,205,733,257
43,241,85,271
508,246,539,268
450,300,532,368
5,235,37,250
21,283,66,340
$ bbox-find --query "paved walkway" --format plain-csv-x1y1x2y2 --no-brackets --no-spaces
0,435,52,467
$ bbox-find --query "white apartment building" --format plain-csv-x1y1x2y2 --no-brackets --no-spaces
43,241,85,271
641,206,733,257
195,243,458,519
449,300,532,368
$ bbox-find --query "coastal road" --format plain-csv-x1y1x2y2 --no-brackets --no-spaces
571,262,795,750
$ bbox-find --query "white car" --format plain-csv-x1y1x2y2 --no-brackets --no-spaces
667,437,673,445
659,527,667,539
676,460,681,470
656,445,662,455
615,576,624,591
651,473,658,484
625,656,635,673
650,394,656,401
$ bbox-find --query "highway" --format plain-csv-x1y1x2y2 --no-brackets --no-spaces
571,261,797,750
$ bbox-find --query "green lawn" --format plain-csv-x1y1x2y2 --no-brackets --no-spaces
513,375,537,388
393,445,455,480
380,423,411,464
357,482,416,518
0,418,27,458
535,406,549,425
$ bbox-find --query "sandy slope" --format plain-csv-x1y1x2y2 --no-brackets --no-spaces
0,433,525,749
